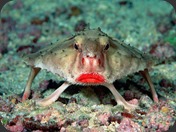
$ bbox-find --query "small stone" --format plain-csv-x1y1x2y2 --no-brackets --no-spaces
161,106,169,113
139,95,153,108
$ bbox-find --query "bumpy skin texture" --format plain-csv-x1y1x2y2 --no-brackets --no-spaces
22,28,159,111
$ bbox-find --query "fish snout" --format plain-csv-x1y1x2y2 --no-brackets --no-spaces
81,54,102,69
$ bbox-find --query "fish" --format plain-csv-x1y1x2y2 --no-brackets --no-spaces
22,28,159,111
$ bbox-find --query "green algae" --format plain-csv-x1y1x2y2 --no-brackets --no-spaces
164,30,176,47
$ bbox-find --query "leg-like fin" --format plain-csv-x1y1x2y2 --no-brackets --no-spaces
104,83,138,111
36,82,70,106
22,67,41,101
140,69,158,103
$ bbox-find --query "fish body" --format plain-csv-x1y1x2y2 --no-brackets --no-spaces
22,28,159,111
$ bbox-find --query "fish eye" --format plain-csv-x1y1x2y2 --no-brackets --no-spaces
74,43,79,50
104,43,109,50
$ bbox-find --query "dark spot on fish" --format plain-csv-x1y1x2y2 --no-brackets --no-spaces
67,35,75,40
97,27,101,31
98,33,105,36
76,33,81,36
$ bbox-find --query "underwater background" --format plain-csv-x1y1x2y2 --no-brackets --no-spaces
0,0,176,131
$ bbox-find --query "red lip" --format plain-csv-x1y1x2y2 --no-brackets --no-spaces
76,73,105,83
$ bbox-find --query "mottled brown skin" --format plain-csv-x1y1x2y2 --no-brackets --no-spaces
22,28,159,111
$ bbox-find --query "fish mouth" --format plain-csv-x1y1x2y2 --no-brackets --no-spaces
76,73,105,84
